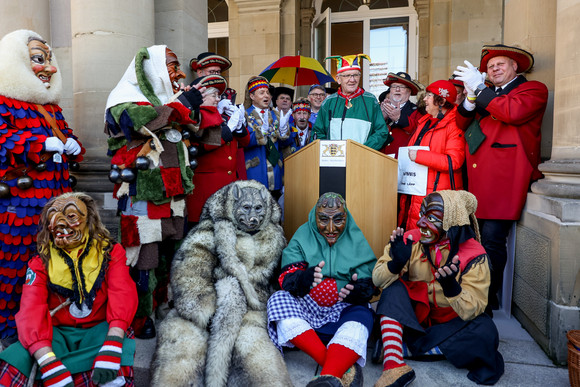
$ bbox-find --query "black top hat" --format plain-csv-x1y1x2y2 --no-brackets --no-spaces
271,86,295,101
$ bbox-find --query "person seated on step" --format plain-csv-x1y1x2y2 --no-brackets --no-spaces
267,192,378,387
372,190,504,387
0,192,138,387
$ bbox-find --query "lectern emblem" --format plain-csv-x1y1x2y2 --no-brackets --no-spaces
322,143,345,157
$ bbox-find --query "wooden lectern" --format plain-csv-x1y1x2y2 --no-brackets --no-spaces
284,139,398,258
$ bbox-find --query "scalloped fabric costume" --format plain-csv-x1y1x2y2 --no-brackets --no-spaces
0,30,84,339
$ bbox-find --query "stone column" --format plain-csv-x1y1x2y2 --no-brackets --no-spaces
70,0,155,230
229,0,283,93
0,1,50,38
510,0,580,364
155,0,208,85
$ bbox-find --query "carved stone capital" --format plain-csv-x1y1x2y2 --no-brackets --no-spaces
232,0,283,14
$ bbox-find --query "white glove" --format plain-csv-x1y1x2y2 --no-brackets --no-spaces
64,138,81,156
45,137,64,154
227,108,241,132
224,103,237,117
278,110,291,137
464,82,476,99
454,60,487,91
217,98,232,115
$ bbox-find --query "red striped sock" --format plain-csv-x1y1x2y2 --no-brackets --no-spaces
290,329,327,366
380,315,407,371
320,343,360,378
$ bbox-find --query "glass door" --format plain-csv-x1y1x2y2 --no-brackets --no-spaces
312,7,332,83
368,17,409,98
312,4,418,96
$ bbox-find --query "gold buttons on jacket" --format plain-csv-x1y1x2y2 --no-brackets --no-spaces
228,171,232,175
228,156,232,160
473,163,477,168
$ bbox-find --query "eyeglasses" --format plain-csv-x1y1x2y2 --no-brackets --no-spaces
392,85,409,91
425,92,434,98
338,74,361,80
309,93,326,98
206,69,221,75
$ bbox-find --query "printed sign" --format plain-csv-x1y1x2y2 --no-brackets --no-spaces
397,146,429,195
320,140,347,167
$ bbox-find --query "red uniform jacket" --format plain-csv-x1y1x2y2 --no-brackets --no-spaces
186,106,250,222
399,108,465,230
15,243,137,355
456,76,548,220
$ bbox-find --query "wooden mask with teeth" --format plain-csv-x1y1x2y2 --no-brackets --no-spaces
47,195,88,249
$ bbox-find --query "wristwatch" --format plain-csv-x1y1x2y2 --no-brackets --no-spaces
475,83,487,96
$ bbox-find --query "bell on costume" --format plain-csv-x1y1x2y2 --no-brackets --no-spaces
69,161,81,172
35,162,47,172
16,175,33,190
0,182,10,198
182,130,191,140
189,158,198,170
68,175,77,188
188,145,199,158
135,156,150,170
108,165,122,184
120,168,136,182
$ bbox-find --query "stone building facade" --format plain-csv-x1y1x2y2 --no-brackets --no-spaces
1,0,579,364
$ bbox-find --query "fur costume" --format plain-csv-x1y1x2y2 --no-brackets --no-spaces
151,180,293,387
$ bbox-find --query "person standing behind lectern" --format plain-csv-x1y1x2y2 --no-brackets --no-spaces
311,54,392,151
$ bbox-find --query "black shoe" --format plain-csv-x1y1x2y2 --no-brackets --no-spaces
136,317,156,339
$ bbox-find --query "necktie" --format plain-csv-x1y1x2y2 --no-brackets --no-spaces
496,87,502,95
260,110,265,114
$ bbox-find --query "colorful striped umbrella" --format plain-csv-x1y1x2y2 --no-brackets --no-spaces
259,55,335,86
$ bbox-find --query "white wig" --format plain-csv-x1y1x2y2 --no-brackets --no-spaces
0,29,62,104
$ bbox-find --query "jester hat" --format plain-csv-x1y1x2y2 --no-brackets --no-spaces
325,54,371,74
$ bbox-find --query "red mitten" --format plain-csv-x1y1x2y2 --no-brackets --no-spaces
309,278,339,307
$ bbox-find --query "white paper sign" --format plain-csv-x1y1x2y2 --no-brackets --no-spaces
397,146,430,195
319,140,347,167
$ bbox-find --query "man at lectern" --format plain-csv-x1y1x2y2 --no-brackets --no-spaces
311,54,392,151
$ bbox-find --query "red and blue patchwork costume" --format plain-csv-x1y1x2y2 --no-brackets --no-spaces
0,96,84,339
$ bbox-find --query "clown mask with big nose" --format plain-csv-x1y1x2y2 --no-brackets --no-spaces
47,196,88,249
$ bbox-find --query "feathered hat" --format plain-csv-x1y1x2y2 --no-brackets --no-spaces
325,54,371,74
